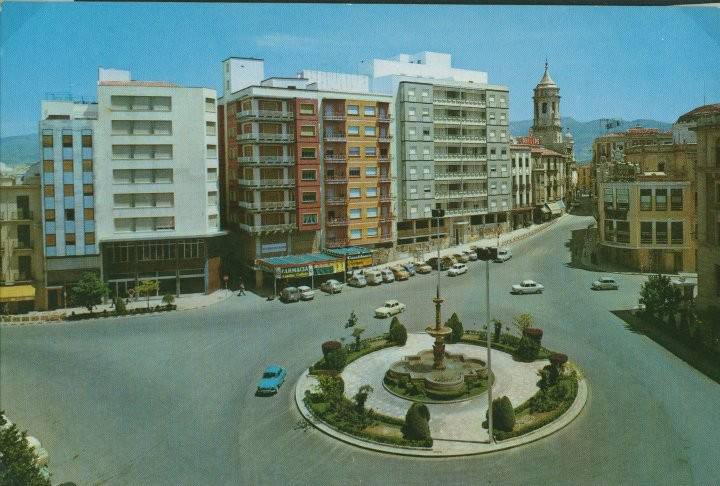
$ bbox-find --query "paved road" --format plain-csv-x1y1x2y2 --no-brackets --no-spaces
2,214,719,485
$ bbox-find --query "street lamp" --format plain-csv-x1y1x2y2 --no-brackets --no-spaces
478,243,494,443
431,209,445,300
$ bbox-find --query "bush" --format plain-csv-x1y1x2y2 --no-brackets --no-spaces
0,412,51,486
402,403,432,443
162,294,175,308
353,384,373,412
325,347,348,371
313,375,345,404
549,353,568,367
345,311,359,328
389,316,401,333
446,312,463,343
389,321,408,345
486,396,515,432
493,320,503,343
322,340,342,358
515,328,543,361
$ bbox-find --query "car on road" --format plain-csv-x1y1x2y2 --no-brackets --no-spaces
297,285,315,300
363,269,384,285
448,263,468,276
464,250,478,261
427,256,455,271
381,268,395,283
279,286,301,303
494,248,512,262
390,265,410,281
374,299,406,318
256,365,287,395
348,274,368,288
475,246,498,261
511,280,544,294
454,253,470,263
592,276,619,290
401,262,416,276
415,262,432,274
320,279,343,294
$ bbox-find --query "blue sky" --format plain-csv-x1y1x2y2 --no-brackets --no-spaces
1,3,719,137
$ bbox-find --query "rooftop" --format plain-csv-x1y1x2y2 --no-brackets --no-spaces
258,253,342,268
324,246,373,257
98,81,179,87
677,103,720,122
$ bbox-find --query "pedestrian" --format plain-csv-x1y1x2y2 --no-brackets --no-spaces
239,283,246,296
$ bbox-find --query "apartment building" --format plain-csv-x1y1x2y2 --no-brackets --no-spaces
218,58,394,285
0,166,45,312
93,69,225,298
576,164,593,196
39,100,102,308
509,141,534,229
678,103,720,308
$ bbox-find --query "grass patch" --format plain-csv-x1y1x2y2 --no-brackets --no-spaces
613,309,720,385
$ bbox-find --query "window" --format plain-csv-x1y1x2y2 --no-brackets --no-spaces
655,189,668,210
65,233,76,245
670,189,683,211
349,147,360,157
616,188,629,211
366,166,377,177
300,103,314,115
367,187,377,197
350,229,362,239
671,221,683,244
156,217,175,231
604,188,614,210
64,184,74,196
542,102,547,114
85,232,96,245
364,126,376,137
44,185,54,197
82,159,93,171
348,126,360,136
42,134,53,148
207,168,217,182
302,191,317,203
63,160,74,172
347,105,359,116
208,191,218,206
407,89,415,97
640,222,653,244
656,222,668,244
616,221,630,244
365,146,377,157
45,209,55,222
364,106,376,116
82,134,92,148
409,127,416,137
408,107,416,118
62,134,73,148
349,188,361,198
46,234,56,246
367,227,378,237
349,167,361,177
64,208,75,221
83,208,94,220
423,167,431,178
301,147,316,159
367,207,378,218
206,144,217,158
640,189,652,211
604,220,614,242
350,208,361,219
301,169,316,181
300,125,316,137
302,213,317,225
43,160,54,172
83,184,93,196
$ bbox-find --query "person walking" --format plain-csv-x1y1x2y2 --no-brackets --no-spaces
238,278,246,296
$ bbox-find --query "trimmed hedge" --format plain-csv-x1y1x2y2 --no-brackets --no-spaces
484,396,515,432
389,320,408,345
66,304,177,321
310,335,394,374
461,330,553,361
402,403,432,443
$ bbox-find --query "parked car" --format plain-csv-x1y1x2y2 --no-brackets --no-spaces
448,263,468,276
401,262,416,276
256,364,287,395
320,279,343,294
390,265,410,281
476,246,499,261
381,268,395,283
592,276,619,290
454,253,470,263
279,286,301,303
511,280,544,294
297,285,315,300
374,299,406,318
416,262,433,274
363,269,384,285
494,248,512,262
427,256,455,271
464,250,478,261
348,274,368,287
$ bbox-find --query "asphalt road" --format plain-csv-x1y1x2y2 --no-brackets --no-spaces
2,214,719,485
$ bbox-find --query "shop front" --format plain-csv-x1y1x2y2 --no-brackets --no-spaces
324,247,374,281
256,253,345,295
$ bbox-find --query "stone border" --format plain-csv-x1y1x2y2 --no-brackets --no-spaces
295,369,588,457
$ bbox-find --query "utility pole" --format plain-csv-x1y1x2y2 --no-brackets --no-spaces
486,237,494,443
431,209,445,298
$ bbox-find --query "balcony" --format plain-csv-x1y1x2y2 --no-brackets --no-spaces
379,214,393,223
237,109,294,121
433,116,486,126
378,114,392,123
323,112,346,121
0,210,34,221
324,155,346,164
379,194,392,203
435,190,487,200
444,207,486,216
380,233,393,242
435,172,487,181
238,178,296,188
433,98,486,108
325,176,348,184
378,156,391,164
324,133,347,142
326,218,348,227
605,208,629,220
326,196,348,206
378,134,392,143
238,222,296,233
434,134,487,144
237,132,295,143
238,155,295,166
434,153,487,162
379,174,391,183
326,237,349,248
238,200,296,211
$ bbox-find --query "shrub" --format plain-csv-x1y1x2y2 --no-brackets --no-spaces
549,353,568,368
322,340,342,358
162,294,175,308
353,384,373,412
493,320,503,343
314,375,345,403
389,316,401,332
0,412,51,485
513,313,534,335
113,297,126,313
515,328,543,361
446,312,463,343
402,403,432,443
325,347,348,371
486,396,515,432
70,272,109,312
537,364,559,390
351,327,366,350
389,321,408,345
345,311,359,328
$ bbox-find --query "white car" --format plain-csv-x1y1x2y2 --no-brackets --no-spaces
320,279,343,294
348,275,368,288
448,263,468,276
592,276,619,290
297,285,315,300
511,280,544,294
494,248,512,262
380,268,395,283
465,250,478,261
374,299,406,318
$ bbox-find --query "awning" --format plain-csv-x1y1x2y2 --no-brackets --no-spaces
0,284,36,303
545,202,563,215
556,200,566,211
541,205,551,214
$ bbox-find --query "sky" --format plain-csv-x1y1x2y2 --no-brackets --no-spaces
1,3,719,137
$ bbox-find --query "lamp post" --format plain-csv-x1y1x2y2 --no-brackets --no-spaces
486,239,494,443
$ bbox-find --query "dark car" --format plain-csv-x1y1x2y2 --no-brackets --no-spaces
476,247,498,261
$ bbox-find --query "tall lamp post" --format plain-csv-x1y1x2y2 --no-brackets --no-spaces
479,243,494,443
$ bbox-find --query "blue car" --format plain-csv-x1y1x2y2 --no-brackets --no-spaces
256,365,287,395
401,263,416,276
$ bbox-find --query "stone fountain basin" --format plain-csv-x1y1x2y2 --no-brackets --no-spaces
386,350,487,396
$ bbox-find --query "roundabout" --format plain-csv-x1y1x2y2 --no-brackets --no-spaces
295,333,588,456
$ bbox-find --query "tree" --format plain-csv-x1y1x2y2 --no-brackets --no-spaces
485,396,515,432
389,321,408,345
639,274,682,325
402,403,432,443
345,311,359,329
0,413,51,486
353,384,374,412
389,316,401,333
493,319,503,343
162,293,175,309
70,272,108,313
325,347,348,371
513,313,534,335
314,375,345,405
446,312,464,343
351,327,366,350
135,280,159,309
114,298,127,316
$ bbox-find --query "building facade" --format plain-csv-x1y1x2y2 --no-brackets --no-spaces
0,166,46,312
509,142,534,228
576,164,593,196
678,104,720,308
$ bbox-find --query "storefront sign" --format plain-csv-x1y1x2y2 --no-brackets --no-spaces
261,242,287,254
347,255,373,269
279,265,310,279
313,261,345,276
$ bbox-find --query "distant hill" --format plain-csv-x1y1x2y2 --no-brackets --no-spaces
0,134,39,166
510,117,673,163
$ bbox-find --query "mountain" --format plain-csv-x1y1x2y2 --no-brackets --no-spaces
0,134,39,167
510,117,673,164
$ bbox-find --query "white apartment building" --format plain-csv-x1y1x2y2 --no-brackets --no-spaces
510,141,534,229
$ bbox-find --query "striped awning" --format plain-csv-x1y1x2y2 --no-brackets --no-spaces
0,285,36,303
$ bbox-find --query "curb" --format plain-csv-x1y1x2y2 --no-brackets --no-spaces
294,365,588,457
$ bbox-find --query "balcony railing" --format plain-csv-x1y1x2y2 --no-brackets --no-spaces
444,207,486,216
434,153,487,162
238,200,296,211
379,175,391,183
378,135,392,143
323,112,346,121
238,178,296,188
237,109,294,120
324,133,347,142
435,172,487,181
433,98,486,108
326,237,349,248
434,134,487,144
433,116,486,126
435,190,487,200
380,233,393,242
379,194,392,202
326,218,348,227
324,155,346,163
378,114,392,123
0,210,34,221
605,208,629,220
379,214,393,223
378,156,390,163
238,222,296,233
326,197,348,205
238,132,295,142
325,176,348,184
238,155,295,166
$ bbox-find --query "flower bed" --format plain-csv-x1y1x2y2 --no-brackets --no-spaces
309,334,396,374
461,330,553,360
383,373,489,402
